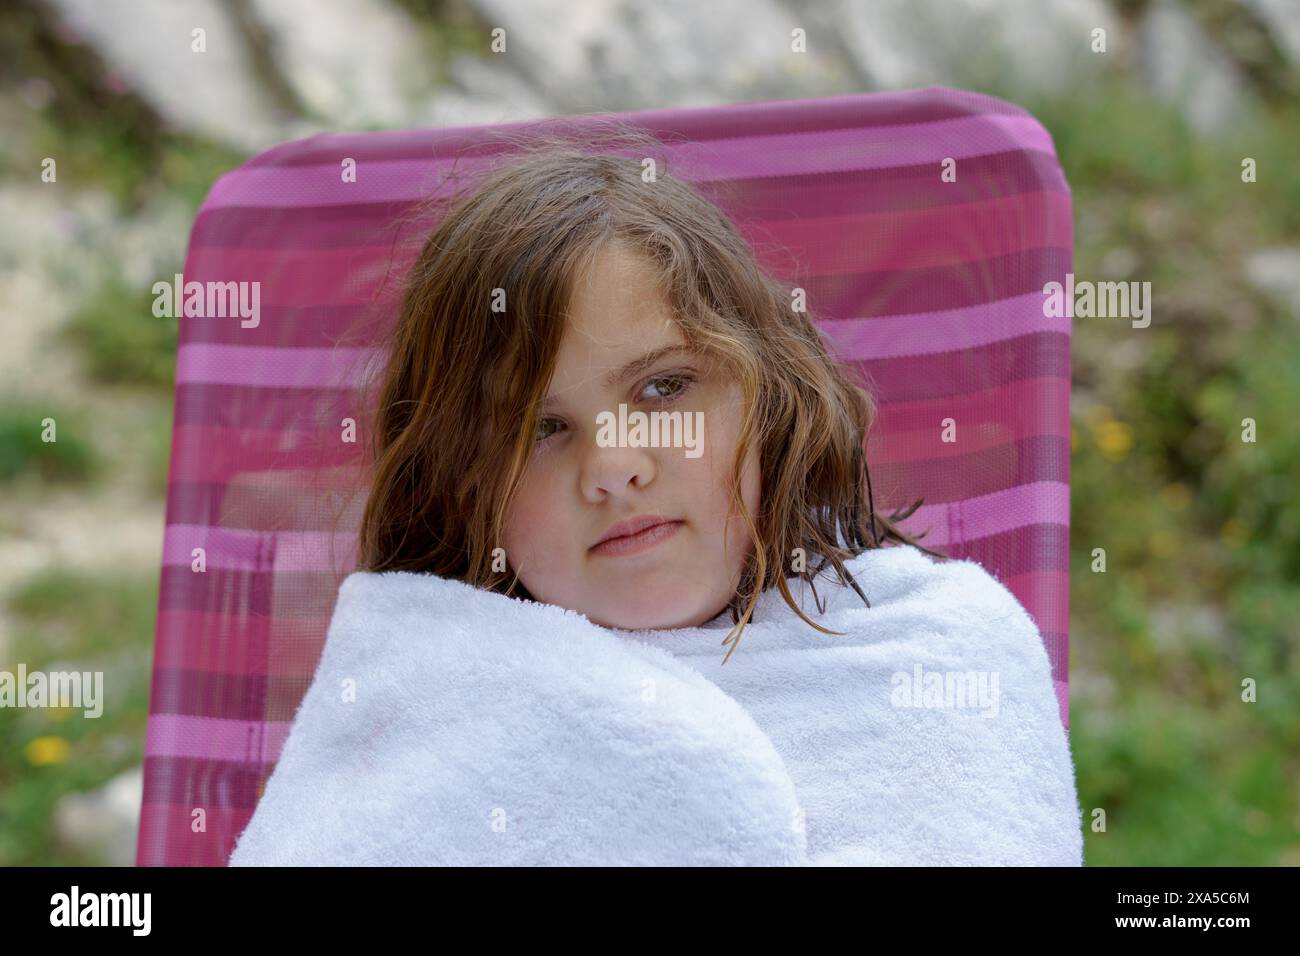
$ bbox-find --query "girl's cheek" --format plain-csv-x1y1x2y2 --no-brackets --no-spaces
505,473,549,542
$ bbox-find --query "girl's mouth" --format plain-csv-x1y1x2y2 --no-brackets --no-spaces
589,519,684,557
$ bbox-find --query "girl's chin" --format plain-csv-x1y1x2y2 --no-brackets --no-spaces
586,600,709,632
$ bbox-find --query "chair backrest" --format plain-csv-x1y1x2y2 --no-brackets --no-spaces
137,85,1073,866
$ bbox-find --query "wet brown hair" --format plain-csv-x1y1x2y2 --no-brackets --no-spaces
357,122,947,661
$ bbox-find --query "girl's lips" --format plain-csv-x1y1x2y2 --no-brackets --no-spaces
589,519,684,557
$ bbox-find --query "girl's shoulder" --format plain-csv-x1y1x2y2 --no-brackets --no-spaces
834,544,1026,617
831,544,1047,669
792,542,951,617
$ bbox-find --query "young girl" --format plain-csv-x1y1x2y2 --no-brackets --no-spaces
229,130,1083,867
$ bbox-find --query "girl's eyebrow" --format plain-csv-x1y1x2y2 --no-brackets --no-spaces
542,344,696,409
601,344,696,388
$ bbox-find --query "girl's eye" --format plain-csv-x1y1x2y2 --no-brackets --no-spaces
533,373,695,446
534,417,564,443
640,373,694,403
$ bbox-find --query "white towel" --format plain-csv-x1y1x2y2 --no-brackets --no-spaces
228,543,1083,866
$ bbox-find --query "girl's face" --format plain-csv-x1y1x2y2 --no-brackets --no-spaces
502,242,761,631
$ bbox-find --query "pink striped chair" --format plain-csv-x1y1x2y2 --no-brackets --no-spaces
137,85,1073,866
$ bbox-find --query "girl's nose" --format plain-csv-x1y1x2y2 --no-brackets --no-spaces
580,441,657,502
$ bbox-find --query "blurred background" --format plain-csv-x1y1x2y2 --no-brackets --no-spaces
0,0,1297,866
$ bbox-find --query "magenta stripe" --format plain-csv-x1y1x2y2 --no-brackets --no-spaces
189,152,1068,252
180,191,1070,281
243,87,1033,169
818,292,1070,359
161,480,1067,570
175,296,1064,388
163,524,358,572
897,480,1069,546
145,712,290,762
201,114,1057,212
160,524,274,572
175,344,376,387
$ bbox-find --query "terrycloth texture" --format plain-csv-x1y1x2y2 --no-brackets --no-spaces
228,544,1083,866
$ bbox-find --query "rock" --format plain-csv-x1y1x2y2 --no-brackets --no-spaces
438,51,555,125
1138,0,1248,136
467,0,845,112
52,764,143,866
46,0,558,149
803,0,1117,98
48,0,297,152
1243,247,1300,317
1244,0,1300,65
247,0,448,128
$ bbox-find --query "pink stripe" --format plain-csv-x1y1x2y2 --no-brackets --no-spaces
167,423,363,482
178,244,420,307
163,524,358,572
185,192,1066,282
748,192,1072,275
136,803,251,866
820,292,1070,360
175,344,377,387
895,480,1069,546
166,375,1067,447
180,192,1070,297
174,306,1064,387
154,609,331,675
161,480,1067,571
867,378,1070,461
232,88,1032,171
165,385,1066,484
201,114,1058,211
145,712,291,762
161,523,267,571
869,378,1070,449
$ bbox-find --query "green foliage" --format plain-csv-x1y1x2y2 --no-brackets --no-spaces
61,277,177,391
0,399,98,483
1037,77,1300,865
0,570,156,866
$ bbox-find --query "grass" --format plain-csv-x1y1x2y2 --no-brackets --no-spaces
1035,76,1300,865
61,276,178,392
0,569,156,866
0,398,99,484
